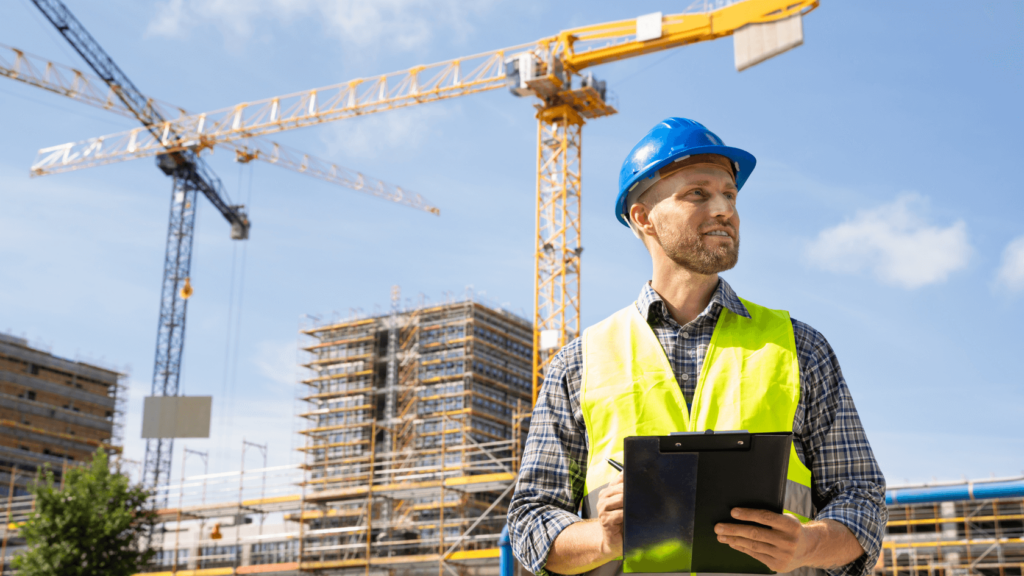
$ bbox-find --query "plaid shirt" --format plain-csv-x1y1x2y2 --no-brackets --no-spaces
508,279,887,576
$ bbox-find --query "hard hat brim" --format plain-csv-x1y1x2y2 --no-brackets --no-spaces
615,144,756,227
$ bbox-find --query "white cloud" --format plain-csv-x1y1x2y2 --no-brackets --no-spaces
146,0,495,51
320,104,450,160
147,0,188,37
995,236,1024,293
805,193,971,289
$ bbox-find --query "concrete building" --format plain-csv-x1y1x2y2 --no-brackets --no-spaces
0,332,125,495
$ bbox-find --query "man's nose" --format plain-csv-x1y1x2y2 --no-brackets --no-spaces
708,191,736,219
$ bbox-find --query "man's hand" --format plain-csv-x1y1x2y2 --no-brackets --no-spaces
543,473,626,575
715,508,814,572
596,472,624,559
715,508,864,572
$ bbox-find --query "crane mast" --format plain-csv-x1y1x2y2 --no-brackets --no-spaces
521,76,616,402
9,2,440,503
28,0,250,503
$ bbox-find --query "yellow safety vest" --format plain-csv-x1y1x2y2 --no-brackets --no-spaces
578,298,816,576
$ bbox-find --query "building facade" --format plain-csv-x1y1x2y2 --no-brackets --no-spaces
296,297,533,573
0,332,125,495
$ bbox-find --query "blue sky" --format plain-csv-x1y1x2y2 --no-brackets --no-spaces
1,0,1021,486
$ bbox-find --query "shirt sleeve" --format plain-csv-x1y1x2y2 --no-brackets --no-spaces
506,341,589,576
793,320,888,576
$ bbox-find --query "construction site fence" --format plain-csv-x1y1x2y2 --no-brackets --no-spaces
152,463,305,511
8,467,1024,575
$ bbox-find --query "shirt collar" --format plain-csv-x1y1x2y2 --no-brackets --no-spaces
636,278,750,325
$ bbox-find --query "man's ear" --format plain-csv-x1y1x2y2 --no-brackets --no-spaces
629,203,653,241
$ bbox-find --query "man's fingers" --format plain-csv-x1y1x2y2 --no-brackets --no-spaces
610,472,624,485
602,491,623,506
604,479,624,495
730,508,799,532
601,510,623,526
598,484,623,505
718,534,780,557
598,481,622,496
598,492,623,513
725,540,780,569
715,522,780,545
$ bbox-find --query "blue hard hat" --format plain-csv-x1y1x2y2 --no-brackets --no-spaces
615,117,756,227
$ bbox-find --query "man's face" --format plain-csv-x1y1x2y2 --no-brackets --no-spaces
635,160,740,275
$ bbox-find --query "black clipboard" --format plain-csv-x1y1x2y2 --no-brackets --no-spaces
622,431,792,574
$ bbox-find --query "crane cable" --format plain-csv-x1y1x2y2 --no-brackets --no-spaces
216,162,253,456
216,241,239,450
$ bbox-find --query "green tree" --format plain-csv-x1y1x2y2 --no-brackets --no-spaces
13,448,156,576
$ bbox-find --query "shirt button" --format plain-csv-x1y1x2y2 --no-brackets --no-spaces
681,331,690,339
681,374,690,381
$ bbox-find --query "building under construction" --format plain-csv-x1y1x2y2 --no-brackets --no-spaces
0,331,125,496
295,294,533,573
131,467,1024,576
876,478,1024,576
4,306,1024,576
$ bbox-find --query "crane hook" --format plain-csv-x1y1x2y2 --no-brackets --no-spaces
179,277,194,300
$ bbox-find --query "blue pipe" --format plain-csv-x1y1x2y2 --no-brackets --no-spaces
887,480,1024,505
500,525,514,576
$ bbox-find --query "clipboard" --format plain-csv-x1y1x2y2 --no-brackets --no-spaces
622,431,793,574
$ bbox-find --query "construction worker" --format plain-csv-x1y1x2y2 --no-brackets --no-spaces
507,118,887,576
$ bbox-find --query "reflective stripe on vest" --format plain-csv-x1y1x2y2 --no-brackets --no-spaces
578,299,817,575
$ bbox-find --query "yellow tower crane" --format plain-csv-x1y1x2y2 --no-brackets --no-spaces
28,0,818,404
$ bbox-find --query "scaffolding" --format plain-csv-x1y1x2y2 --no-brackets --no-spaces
143,453,305,572
5,289,1018,576
0,291,532,575
133,471,1024,576
876,481,1024,576
296,292,534,575
1,293,536,575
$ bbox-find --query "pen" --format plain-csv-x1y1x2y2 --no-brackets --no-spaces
606,458,623,472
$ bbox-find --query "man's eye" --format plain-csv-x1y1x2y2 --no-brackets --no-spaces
690,189,705,197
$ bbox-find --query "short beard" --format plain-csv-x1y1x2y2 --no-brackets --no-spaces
657,224,739,275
